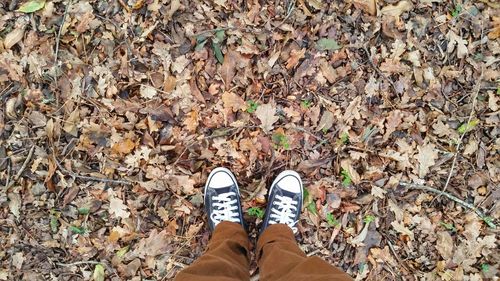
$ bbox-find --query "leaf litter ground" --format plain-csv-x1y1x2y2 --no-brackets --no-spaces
0,0,499,280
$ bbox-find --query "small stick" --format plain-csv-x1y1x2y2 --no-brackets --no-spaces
55,157,133,186
56,261,102,267
362,46,397,93
54,1,71,66
439,70,483,199
399,181,496,228
13,145,35,181
4,159,10,189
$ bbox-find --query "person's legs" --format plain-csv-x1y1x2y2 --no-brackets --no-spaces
174,221,250,281
257,170,353,281
175,167,250,281
257,224,352,281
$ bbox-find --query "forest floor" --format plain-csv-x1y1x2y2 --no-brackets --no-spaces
0,0,499,280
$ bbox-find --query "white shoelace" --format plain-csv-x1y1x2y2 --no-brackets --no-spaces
269,195,299,232
210,192,240,226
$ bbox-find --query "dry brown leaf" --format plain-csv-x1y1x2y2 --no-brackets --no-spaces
173,175,196,195
488,16,500,39
63,109,80,137
133,229,170,258
220,50,239,86
255,103,279,133
286,48,306,69
140,85,157,99
222,91,247,112
4,28,24,49
371,185,387,199
348,222,369,246
391,221,414,240
383,110,403,140
183,110,199,132
380,0,412,17
109,197,130,219
320,60,337,83
352,0,377,16
8,193,21,219
112,139,135,156
416,143,438,178
447,30,468,59
316,110,334,132
436,231,454,260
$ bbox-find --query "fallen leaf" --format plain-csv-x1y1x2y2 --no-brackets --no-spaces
222,91,247,112
416,143,438,178
447,30,468,59
173,175,196,195
109,197,130,219
488,16,500,39
348,222,369,246
220,50,239,86
316,38,342,51
391,221,414,240
18,0,46,13
63,109,80,137
371,185,387,199
8,193,21,219
111,139,136,155
286,48,306,69
12,252,24,270
255,103,279,133
316,110,334,131
93,264,105,281
140,85,157,99
381,0,413,18
4,28,25,49
183,110,199,132
436,231,454,260
133,229,170,258
352,0,377,16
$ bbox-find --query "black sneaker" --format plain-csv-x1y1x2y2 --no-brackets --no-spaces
204,167,244,231
261,170,303,233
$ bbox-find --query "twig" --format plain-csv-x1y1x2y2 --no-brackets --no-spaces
272,0,296,31
54,0,71,68
399,182,496,228
439,70,483,198
55,157,133,186
4,158,10,189
10,145,35,184
56,261,102,267
362,46,397,93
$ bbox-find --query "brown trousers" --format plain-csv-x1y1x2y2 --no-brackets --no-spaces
174,222,353,281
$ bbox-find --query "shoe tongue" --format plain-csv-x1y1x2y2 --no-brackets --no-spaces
215,186,233,195
276,185,298,199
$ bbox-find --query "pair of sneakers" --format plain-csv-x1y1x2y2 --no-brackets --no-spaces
204,167,303,233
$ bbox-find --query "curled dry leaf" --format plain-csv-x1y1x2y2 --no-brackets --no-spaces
4,28,25,49
391,221,414,240
380,0,413,18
